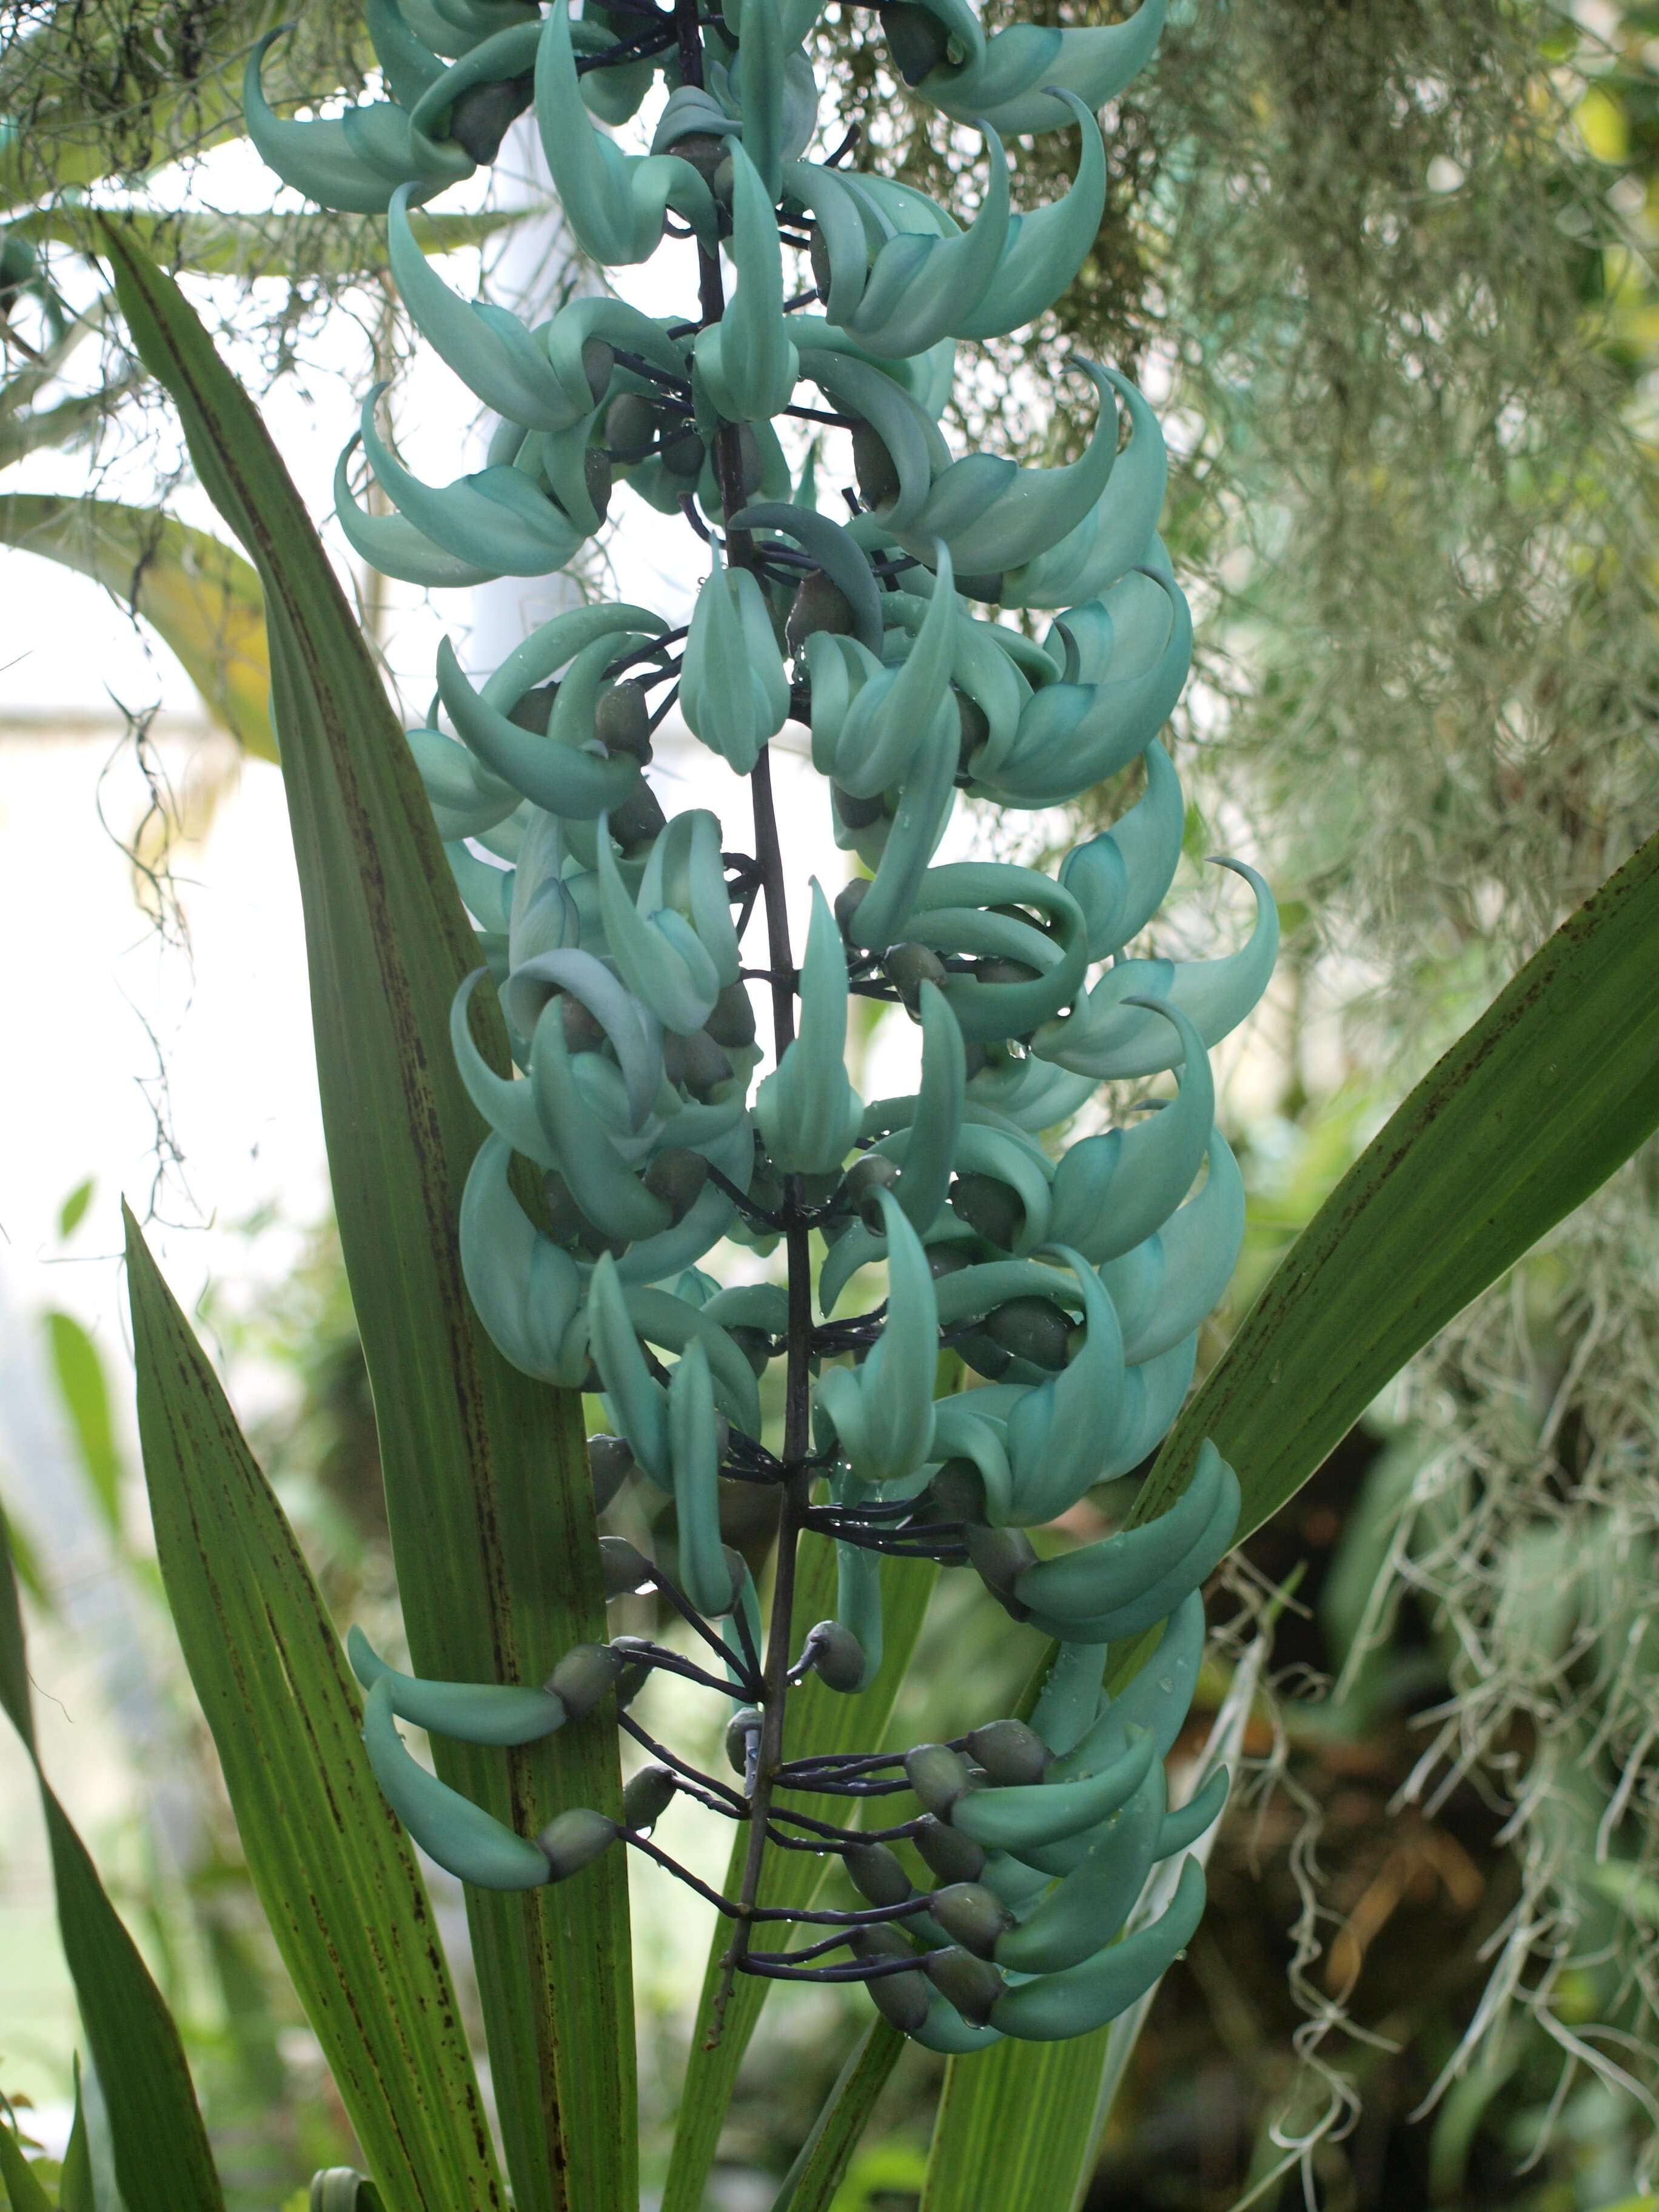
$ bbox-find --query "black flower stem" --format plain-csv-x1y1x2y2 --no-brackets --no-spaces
671,0,820,2045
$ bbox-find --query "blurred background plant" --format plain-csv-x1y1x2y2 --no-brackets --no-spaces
3,0,1659,2205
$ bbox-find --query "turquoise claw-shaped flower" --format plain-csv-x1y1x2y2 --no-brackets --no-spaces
755,884,865,1173
1032,860,1279,1079
436,623,654,820
244,29,475,214
386,186,606,431
693,142,800,424
680,543,791,773
814,1191,939,1485
460,1134,587,1385
891,361,1122,578
905,0,1167,136
340,386,590,581
597,808,739,1035
1057,739,1184,959
951,94,1107,340
534,1,715,266
1050,1001,1213,1264
999,378,1168,612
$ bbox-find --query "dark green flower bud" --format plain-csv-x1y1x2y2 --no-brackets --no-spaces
926,1242,973,1283
607,774,664,859
965,1719,1051,1788
536,1806,620,1880
883,940,947,1011
956,1330,1008,1380
598,1533,652,1597
950,1171,1026,1251
984,1296,1074,1372
965,1525,1037,1617
914,1813,987,1885
621,1764,677,1832
546,1642,626,1718
712,153,736,203
928,1882,1016,1958
905,1741,973,1818
543,1173,629,1258
725,1704,763,1774
672,131,730,186
560,991,609,1054
705,979,757,1050
956,691,990,778
669,1028,734,1103
802,1618,868,1692
662,425,706,479
581,337,615,406
879,1,954,84
589,1434,637,1512
718,1544,748,1606
508,680,558,735
447,71,535,163
843,1151,902,1233
834,878,871,939
728,1325,776,1378
787,569,857,654
956,572,1005,605
850,1926,930,2033
606,392,664,462
852,421,901,510
927,1457,988,1524
584,446,613,522
833,782,887,831
921,1945,1005,2025
595,678,653,762
808,223,834,301
732,421,765,501
642,1146,710,1226
973,955,1041,987
844,1840,913,1906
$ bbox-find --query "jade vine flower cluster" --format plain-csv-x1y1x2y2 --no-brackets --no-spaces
251,0,1277,2054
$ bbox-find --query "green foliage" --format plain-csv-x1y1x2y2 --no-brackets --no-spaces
0,1509,225,2212
103,218,632,2212
124,1205,506,2212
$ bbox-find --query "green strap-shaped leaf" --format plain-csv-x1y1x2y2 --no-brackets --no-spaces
770,2019,907,2212
0,1506,225,2212
0,492,275,760
922,2036,1105,2212
100,220,635,2212
124,1207,506,2212
919,832,1659,2211
1140,823,1659,1546
11,204,516,281
0,2115,56,2212
42,1310,122,1534
662,1543,937,2212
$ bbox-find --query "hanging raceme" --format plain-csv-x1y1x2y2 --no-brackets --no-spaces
251,0,1274,2056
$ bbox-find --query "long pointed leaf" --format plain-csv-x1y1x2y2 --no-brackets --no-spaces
1139,824,1659,1544
124,1206,505,2212
662,1544,936,2212
0,492,275,759
771,2020,907,2212
100,221,634,2212
0,1507,224,2212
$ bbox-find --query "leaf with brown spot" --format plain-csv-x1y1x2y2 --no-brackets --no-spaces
100,221,633,2212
